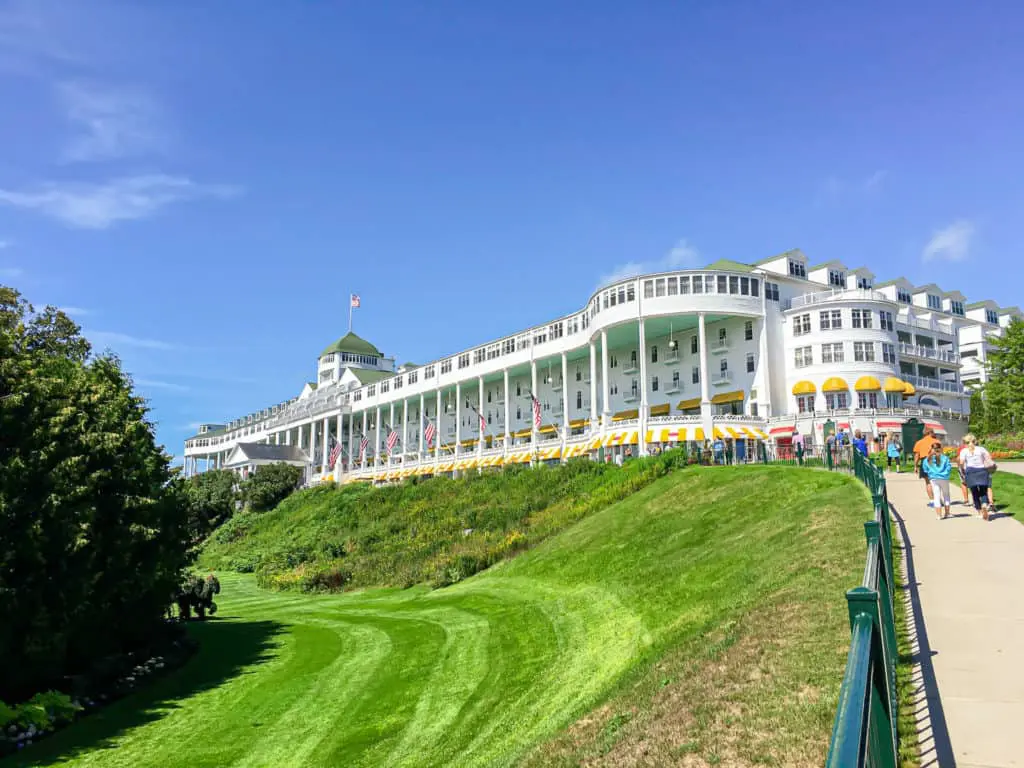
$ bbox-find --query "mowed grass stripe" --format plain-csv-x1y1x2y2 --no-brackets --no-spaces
7,466,868,768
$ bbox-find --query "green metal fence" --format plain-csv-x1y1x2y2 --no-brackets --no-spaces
824,449,900,768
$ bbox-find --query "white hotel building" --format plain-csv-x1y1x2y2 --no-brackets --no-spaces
183,249,1020,482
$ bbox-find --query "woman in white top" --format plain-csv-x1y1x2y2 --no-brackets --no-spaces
958,433,995,520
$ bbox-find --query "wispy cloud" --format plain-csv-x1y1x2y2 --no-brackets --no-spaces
60,306,92,317
86,330,179,351
134,378,190,392
0,0,81,75
0,266,24,279
58,80,167,162
0,175,240,229
922,219,974,263
598,239,702,287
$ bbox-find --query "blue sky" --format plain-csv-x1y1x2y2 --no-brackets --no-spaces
2,0,1023,462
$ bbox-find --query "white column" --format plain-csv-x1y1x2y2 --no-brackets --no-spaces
361,410,368,471
561,351,569,457
455,381,462,461
403,398,410,463
297,424,304,459
698,312,713,438
503,368,510,455
435,389,442,470
375,407,381,469
757,315,770,418
321,415,330,475
478,376,485,465
285,428,291,446
589,341,598,431
347,412,354,474
335,411,343,472
601,329,611,438
310,420,318,474
388,402,395,469
530,358,538,458
419,393,426,462
638,319,648,457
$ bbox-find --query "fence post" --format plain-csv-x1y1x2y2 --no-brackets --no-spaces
847,586,899,768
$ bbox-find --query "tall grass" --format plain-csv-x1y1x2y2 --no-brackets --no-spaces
200,451,688,591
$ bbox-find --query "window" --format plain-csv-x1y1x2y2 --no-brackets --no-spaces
458,354,470,369
474,349,485,364
610,354,618,368
651,346,658,363
820,310,842,331
516,406,521,420
718,328,727,343
643,280,654,299
821,342,844,363
667,276,678,296
368,385,376,396
630,380,639,397
858,392,879,409
986,309,999,325
854,342,875,362
793,313,811,336
851,309,872,329
950,300,964,316
652,375,659,392
692,366,700,384
746,353,755,373
393,376,403,390
828,270,846,287
766,282,780,302
503,338,515,355
729,276,739,294
751,278,760,297
408,370,418,384
825,392,849,410
672,370,680,388
882,343,896,364
690,336,698,354
627,284,635,302
740,277,750,296
655,278,666,297
927,294,941,310
720,358,728,373
857,277,872,289
381,380,390,393
549,322,564,339
794,346,813,368
629,350,637,368
796,394,815,413
717,275,727,293
692,275,704,294
679,276,690,294
789,260,807,278
618,286,626,304
533,330,547,345
744,320,753,341
516,381,521,396
897,288,912,304
879,311,894,331
576,391,582,409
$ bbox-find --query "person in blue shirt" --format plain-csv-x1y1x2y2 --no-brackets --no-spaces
713,438,725,465
886,432,903,473
922,442,952,519
852,430,868,457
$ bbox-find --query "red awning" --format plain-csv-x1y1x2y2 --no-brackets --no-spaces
876,420,905,429
769,424,796,436
924,421,947,434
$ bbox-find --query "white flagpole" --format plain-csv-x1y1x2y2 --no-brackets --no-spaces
348,296,353,333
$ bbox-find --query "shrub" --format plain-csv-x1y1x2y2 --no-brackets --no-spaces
240,463,304,512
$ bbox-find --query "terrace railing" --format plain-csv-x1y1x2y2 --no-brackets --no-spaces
824,449,899,768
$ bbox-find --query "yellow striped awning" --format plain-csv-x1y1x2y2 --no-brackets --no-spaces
741,427,770,440
506,451,530,464
855,376,881,392
903,382,916,396
712,427,726,439
645,427,688,443
677,397,701,411
792,380,816,395
822,377,848,393
650,403,671,417
585,436,603,451
602,430,639,447
725,426,743,439
539,446,562,460
711,390,744,405
612,409,639,422
694,427,705,441
883,377,906,393
564,443,588,458
417,465,434,475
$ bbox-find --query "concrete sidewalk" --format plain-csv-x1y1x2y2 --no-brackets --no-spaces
886,471,1024,767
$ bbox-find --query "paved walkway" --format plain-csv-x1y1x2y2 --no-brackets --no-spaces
886,471,1024,767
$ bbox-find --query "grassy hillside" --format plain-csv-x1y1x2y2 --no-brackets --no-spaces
9,466,871,767
201,453,686,591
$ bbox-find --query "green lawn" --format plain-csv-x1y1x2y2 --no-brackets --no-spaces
5,466,871,767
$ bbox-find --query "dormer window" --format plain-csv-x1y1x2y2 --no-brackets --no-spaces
950,301,964,316
986,309,999,325
788,260,807,278
828,270,845,287
897,288,912,304
857,277,872,289
927,294,941,310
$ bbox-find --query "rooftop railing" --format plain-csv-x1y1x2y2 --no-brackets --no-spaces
788,287,891,310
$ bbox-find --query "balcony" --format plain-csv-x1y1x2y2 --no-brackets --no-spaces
897,316,956,337
623,361,640,375
664,382,681,395
549,380,563,392
898,343,960,364
623,391,640,403
903,375,965,394
663,347,681,364
788,287,890,310
710,339,730,355
711,370,734,386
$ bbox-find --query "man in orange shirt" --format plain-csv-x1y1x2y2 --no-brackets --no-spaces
913,428,939,502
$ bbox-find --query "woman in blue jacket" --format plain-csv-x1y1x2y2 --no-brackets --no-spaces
922,442,952,519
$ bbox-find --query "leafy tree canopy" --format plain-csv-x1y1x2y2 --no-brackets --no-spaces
977,318,1024,436
241,463,304,512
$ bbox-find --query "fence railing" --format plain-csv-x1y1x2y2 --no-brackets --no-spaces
824,449,899,767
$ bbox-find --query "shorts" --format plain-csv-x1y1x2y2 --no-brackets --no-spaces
918,463,929,480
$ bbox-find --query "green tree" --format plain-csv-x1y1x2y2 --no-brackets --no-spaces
184,469,239,540
0,286,193,702
978,318,1024,436
240,463,304,511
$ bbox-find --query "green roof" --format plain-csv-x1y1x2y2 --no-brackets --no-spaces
807,260,843,270
752,248,803,266
873,277,909,289
349,368,394,385
704,258,754,273
320,331,382,358
965,301,993,310
307,382,318,390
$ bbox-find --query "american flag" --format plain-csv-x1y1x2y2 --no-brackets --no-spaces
350,293,361,308
423,415,436,447
386,427,399,452
530,393,542,429
359,435,369,458
469,403,487,434
328,439,342,470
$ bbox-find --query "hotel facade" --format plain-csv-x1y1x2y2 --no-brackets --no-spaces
183,249,1020,482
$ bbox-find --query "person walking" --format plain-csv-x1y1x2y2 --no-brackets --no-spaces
913,428,938,504
957,436,970,505
886,432,903,473
852,429,868,457
922,442,953,519
959,433,996,520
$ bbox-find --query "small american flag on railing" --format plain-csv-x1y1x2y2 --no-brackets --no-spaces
359,435,368,458
530,393,542,429
328,439,342,469
386,428,399,452
423,415,436,447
